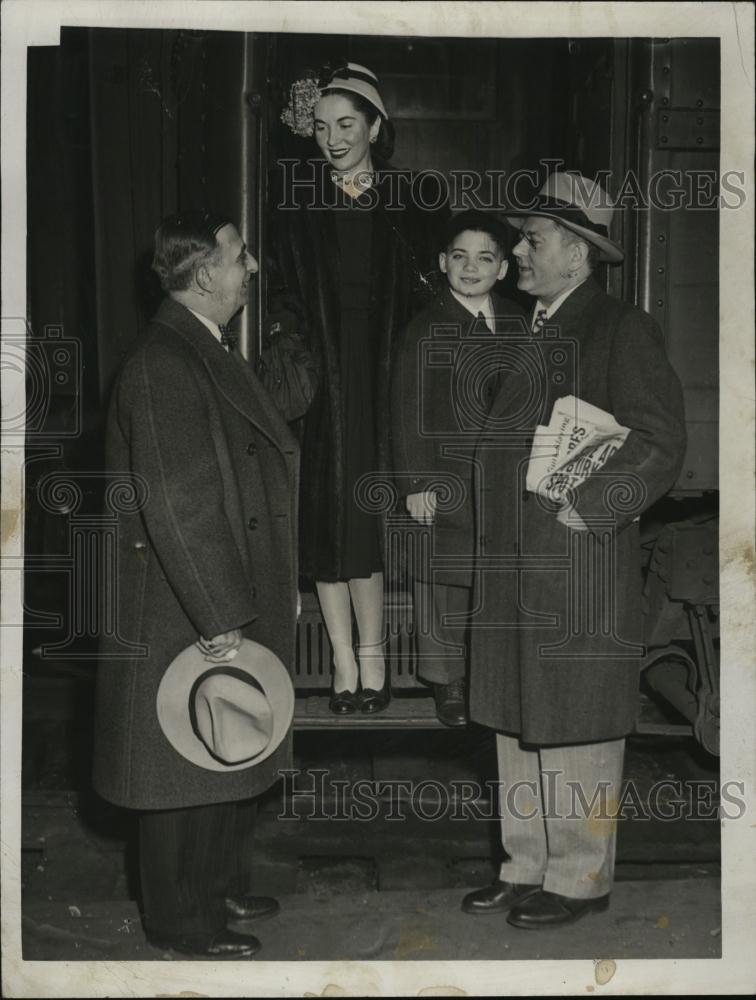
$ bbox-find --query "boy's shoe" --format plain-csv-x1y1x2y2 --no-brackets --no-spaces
433,679,467,727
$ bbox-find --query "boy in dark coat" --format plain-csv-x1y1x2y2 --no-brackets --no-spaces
462,175,686,927
392,211,525,725
93,212,300,957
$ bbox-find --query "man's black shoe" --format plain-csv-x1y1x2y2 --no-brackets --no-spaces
149,928,261,958
225,894,280,921
433,678,467,727
461,880,541,914
507,889,610,929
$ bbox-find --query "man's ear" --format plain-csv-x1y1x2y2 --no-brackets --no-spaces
438,252,448,274
194,262,213,295
570,239,590,269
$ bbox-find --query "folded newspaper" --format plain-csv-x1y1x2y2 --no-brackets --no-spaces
526,395,630,503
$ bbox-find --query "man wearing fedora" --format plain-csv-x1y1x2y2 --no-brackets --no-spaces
93,211,299,957
462,173,687,927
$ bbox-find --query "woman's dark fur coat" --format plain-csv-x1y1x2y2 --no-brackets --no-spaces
268,158,447,581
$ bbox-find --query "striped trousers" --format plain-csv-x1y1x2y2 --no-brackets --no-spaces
138,798,257,945
496,733,625,898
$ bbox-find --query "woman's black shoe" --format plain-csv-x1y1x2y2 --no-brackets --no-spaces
359,672,391,715
329,685,359,714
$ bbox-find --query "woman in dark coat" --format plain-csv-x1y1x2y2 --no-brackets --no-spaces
270,62,444,713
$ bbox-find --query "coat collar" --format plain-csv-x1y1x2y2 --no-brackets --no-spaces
541,276,604,332
151,299,297,454
484,277,607,427
434,285,524,335
439,285,488,329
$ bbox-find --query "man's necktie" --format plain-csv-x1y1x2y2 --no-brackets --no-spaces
531,307,547,333
219,325,237,351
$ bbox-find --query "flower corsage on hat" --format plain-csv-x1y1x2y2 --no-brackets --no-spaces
281,61,388,137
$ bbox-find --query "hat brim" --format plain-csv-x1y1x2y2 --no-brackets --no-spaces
157,639,294,772
320,80,388,120
505,211,624,264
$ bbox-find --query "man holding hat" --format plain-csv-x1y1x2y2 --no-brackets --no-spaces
93,212,299,957
462,174,687,927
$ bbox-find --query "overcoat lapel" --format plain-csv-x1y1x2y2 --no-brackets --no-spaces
151,299,297,456
547,275,603,331
485,279,606,427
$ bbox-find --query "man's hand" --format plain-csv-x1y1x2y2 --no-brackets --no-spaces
196,628,243,662
406,490,437,525
556,503,589,532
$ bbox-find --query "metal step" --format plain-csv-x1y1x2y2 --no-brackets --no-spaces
295,693,445,729
293,691,695,735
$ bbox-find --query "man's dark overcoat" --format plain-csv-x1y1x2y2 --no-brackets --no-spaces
268,159,446,580
469,278,687,744
391,286,526,587
93,299,299,811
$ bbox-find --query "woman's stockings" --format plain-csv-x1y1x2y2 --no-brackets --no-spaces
348,572,386,691
315,580,359,693
315,573,387,693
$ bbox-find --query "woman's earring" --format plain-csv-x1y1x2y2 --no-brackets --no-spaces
369,135,377,144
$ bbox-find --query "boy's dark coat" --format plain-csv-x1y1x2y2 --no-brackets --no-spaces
391,285,526,586
93,299,300,810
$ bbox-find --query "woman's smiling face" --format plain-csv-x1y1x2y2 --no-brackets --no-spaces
313,93,380,177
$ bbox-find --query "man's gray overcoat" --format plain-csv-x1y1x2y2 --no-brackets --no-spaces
469,278,687,745
93,299,299,810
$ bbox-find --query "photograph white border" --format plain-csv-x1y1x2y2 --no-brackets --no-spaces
2,2,754,996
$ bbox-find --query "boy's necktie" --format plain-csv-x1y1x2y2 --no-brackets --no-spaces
531,307,547,333
475,310,492,334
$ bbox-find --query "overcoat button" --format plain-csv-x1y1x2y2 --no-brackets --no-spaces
250,586,257,598
134,541,146,550
247,442,257,456
247,517,258,530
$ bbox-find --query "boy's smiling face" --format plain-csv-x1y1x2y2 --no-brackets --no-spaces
439,229,508,300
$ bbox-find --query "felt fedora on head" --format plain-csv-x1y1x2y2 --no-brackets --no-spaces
156,639,294,772
505,172,624,264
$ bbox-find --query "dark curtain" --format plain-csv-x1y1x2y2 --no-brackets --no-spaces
24,27,253,669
